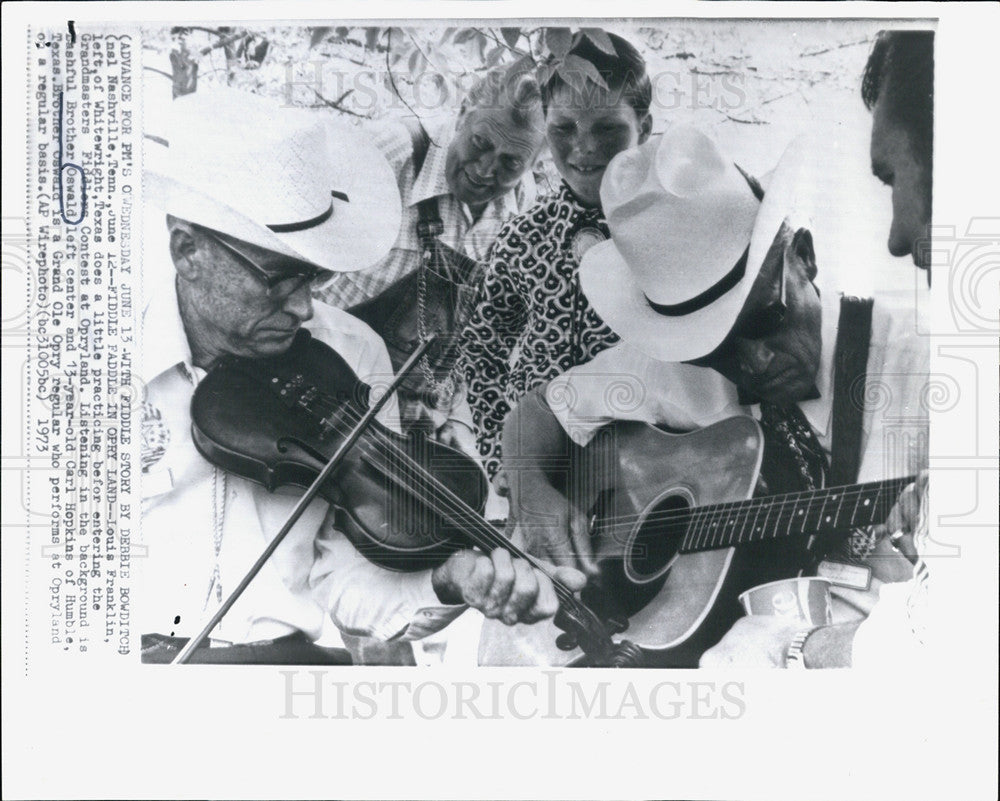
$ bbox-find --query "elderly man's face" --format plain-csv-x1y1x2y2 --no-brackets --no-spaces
446,104,544,208
171,223,317,365
706,225,823,407
870,99,932,270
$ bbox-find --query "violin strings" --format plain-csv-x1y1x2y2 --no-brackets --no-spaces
294,382,907,533
325,400,905,596
316,399,582,607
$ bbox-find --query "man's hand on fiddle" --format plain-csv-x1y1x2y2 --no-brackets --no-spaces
431,548,586,626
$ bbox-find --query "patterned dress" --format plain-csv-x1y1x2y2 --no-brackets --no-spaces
459,182,620,479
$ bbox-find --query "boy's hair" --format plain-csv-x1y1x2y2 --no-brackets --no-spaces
862,30,934,169
541,31,652,118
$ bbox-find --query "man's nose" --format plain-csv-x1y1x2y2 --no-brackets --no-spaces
887,225,911,259
282,283,314,322
472,151,497,181
738,339,775,375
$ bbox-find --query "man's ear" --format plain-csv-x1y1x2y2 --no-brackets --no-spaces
791,227,818,282
167,218,201,280
637,112,653,144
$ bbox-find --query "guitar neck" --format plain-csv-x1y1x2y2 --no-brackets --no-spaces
679,475,915,554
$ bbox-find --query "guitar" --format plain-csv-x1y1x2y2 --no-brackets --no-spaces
479,416,914,667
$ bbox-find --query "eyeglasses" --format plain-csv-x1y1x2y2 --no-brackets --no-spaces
201,228,322,300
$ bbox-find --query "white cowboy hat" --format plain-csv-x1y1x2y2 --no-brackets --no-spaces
144,87,401,273
579,125,811,363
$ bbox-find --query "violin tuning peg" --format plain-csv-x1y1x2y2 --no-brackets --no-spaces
555,632,579,651
607,614,629,634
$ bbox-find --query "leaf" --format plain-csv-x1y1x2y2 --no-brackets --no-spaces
581,28,616,55
486,45,506,68
308,27,332,49
390,44,409,67
501,27,521,49
544,27,572,59
407,48,423,75
430,72,450,104
364,27,382,51
555,62,585,94
453,28,478,45
511,53,536,75
335,26,350,39
562,53,609,90
536,60,555,87
439,27,457,45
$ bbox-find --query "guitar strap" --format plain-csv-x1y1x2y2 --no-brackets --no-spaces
829,295,873,487
815,295,874,586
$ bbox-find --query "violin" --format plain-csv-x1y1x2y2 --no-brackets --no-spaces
190,330,641,667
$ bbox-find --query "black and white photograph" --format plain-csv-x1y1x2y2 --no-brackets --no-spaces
137,18,936,669
2,4,997,800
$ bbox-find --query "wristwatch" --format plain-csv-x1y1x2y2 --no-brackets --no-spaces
784,628,816,669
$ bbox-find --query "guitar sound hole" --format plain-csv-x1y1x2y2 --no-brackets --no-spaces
624,493,689,585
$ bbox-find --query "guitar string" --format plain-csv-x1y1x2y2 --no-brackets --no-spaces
319,395,909,556
289,379,907,568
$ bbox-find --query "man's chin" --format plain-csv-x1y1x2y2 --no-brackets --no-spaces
454,172,502,205
250,329,299,355
752,375,815,407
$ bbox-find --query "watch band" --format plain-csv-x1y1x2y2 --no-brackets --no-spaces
784,628,816,669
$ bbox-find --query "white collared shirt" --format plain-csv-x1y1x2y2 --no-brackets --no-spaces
138,257,463,644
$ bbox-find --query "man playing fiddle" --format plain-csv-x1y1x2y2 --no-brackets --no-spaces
139,89,583,664
491,123,927,667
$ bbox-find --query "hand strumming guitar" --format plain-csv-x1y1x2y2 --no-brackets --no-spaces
501,387,601,578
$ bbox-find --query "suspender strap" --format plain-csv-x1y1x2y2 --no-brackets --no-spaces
829,295,874,486
401,117,444,251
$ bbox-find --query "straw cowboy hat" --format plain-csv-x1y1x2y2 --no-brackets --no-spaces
579,124,812,362
144,87,401,273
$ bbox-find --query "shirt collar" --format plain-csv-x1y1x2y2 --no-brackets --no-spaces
557,181,601,218
410,119,527,221
410,120,454,207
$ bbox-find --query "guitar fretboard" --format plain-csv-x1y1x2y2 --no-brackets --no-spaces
679,475,915,554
